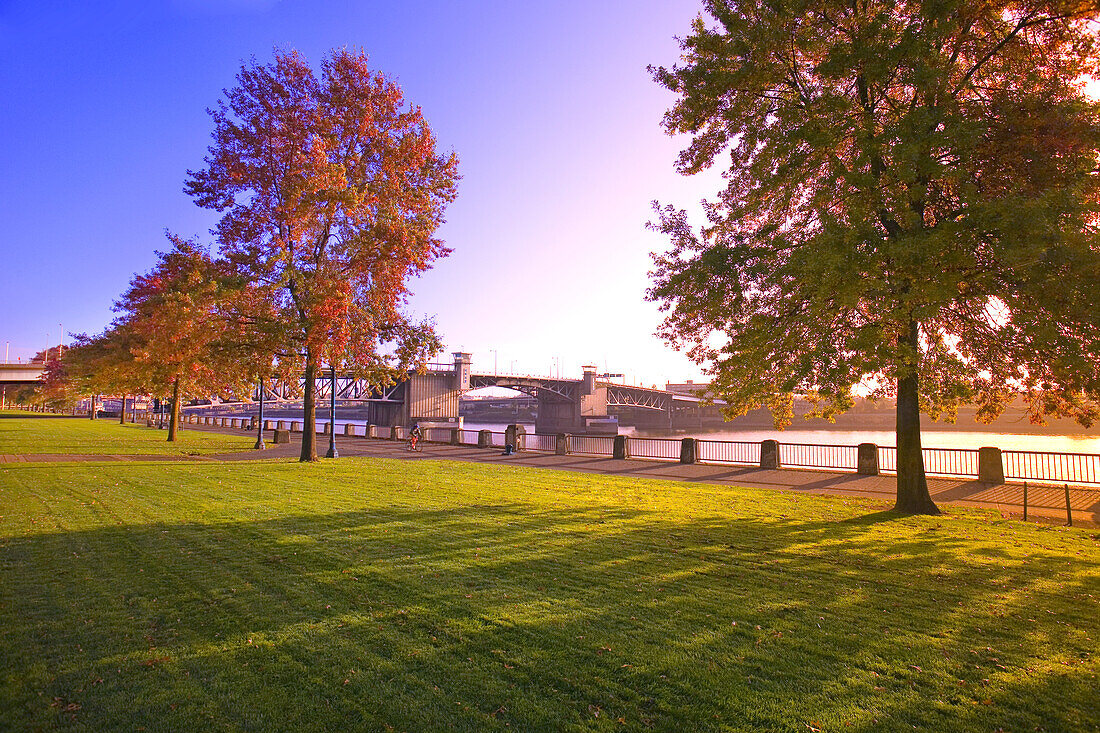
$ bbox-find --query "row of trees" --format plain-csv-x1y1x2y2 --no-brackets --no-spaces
46,49,459,461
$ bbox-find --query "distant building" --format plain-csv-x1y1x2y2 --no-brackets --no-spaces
665,380,709,396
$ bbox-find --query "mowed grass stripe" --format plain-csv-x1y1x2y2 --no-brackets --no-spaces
0,453,1097,731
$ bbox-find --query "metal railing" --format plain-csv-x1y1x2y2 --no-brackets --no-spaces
568,435,615,455
629,437,682,461
425,427,452,443
1004,450,1100,485
524,433,556,452
780,443,859,471
697,440,759,465
878,446,978,478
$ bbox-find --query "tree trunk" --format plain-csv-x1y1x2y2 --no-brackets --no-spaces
894,321,940,515
300,356,318,462
167,379,181,442
119,395,127,424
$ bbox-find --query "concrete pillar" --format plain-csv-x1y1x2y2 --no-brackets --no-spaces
344,423,355,436
505,424,526,451
368,425,377,439
680,438,697,464
450,428,462,446
478,429,493,448
760,439,781,469
291,421,301,432
613,435,630,459
273,429,290,444
392,426,405,441
857,443,879,475
556,433,571,455
323,422,332,434
205,416,213,426
978,446,1004,483
230,418,239,428
264,420,273,430
277,420,288,431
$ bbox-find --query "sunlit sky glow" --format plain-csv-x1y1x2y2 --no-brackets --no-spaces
0,0,722,386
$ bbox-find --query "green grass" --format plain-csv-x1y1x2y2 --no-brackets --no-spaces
0,412,256,456
0,453,1097,731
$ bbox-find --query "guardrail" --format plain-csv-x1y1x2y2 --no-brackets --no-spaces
568,435,615,456
697,440,759,465
629,437,682,461
878,446,979,477
779,443,859,471
176,413,1100,487
1003,450,1100,485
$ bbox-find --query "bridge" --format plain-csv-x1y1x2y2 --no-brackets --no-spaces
6,352,714,434
0,363,45,406
211,353,715,434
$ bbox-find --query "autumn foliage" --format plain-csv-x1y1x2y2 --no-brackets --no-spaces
185,48,459,460
649,1,1100,513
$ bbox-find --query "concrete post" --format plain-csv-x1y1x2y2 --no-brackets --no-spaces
291,421,301,432
273,429,290,444
392,426,405,441
857,443,879,475
450,428,462,446
505,424,526,451
978,446,1005,483
760,439,781,469
344,423,355,436
277,420,287,431
680,438,698,465
613,435,630,459
264,419,273,430
323,422,332,434
367,425,377,439
478,429,493,448
556,433,571,455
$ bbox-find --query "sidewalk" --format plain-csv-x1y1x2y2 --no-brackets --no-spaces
10,424,1098,525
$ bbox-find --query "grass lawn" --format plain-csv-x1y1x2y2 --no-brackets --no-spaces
0,412,256,456
0,454,1097,732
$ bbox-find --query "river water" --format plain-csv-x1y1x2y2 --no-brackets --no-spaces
445,422,1100,455
206,413,1100,456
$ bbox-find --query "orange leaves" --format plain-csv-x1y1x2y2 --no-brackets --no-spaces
186,47,458,382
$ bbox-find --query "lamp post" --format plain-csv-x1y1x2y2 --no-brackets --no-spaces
254,378,265,450
326,365,338,459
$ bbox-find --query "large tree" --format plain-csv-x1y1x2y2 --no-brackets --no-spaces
649,0,1100,513
114,236,254,441
186,48,458,461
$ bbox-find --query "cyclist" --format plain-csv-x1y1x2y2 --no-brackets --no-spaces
408,422,423,450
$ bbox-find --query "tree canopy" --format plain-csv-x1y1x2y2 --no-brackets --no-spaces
648,0,1100,512
185,48,459,461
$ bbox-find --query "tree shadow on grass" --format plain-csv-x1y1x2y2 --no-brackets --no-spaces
0,503,1097,732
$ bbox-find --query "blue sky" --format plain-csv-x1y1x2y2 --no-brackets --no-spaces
0,0,719,384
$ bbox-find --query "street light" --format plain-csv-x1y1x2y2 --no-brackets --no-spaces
326,365,338,459
254,378,265,450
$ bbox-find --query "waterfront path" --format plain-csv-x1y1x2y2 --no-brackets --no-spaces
5,424,1098,525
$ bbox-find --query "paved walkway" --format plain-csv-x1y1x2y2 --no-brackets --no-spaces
8,423,1097,525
